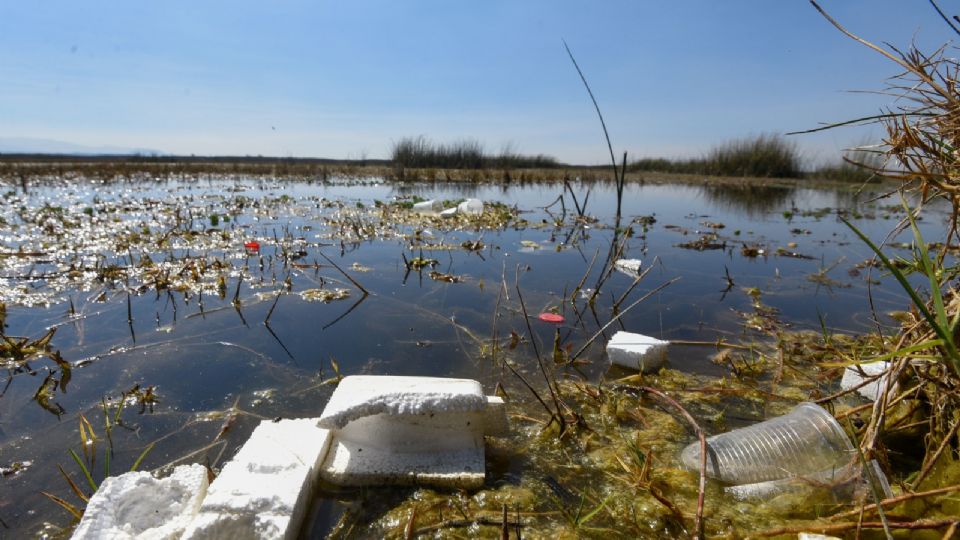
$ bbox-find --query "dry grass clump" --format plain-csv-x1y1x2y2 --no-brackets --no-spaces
806,3,960,528
809,1,960,218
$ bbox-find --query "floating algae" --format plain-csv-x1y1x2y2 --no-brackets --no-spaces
300,288,351,303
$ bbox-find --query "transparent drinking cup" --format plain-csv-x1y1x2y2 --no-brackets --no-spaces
680,402,855,485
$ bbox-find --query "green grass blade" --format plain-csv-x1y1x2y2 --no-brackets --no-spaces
903,200,949,330
130,442,155,472
68,449,98,492
579,494,613,526
841,217,960,371
863,339,943,364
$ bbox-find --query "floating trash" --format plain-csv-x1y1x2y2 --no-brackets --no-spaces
412,199,443,212
456,198,483,215
538,313,565,324
243,241,260,253
613,258,642,278
606,331,668,372
681,402,854,484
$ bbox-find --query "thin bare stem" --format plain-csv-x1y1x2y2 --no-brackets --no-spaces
569,278,678,362
318,250,369,294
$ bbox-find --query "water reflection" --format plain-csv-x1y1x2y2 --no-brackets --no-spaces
698,184,795,216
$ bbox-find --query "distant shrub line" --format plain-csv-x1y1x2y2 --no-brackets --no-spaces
629,134,803,178
627,134,883,182
391,136,559,170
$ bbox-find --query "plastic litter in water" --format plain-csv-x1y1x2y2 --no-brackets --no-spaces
538,313,565,323
244,241,260,252
680,402,854,485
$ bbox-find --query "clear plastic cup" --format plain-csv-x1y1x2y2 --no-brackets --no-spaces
680,402,855,484
724,459,892,501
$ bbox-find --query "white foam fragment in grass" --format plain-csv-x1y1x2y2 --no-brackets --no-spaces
606,330,669,373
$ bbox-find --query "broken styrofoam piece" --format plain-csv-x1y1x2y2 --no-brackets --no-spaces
437,199,483,218
606,331,669,373
181,418,332,540
840,361,896,401
613,259,642,278
71,464,208,540
412,199,443,212
318,376,487,430
317,375,505,489
798,535,842,540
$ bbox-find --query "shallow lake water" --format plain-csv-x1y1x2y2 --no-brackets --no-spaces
0,176,949,536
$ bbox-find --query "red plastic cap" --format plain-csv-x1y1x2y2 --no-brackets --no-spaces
244,241,260,251
538,313,565,323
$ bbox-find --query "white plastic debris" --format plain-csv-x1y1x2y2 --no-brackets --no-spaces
317,375,507,489
437,198,483,218
798,534,843,540
181,418,332,540
606,331,669,372
456,198,483,215
71,464,209,540
412,199,443,212
613,259,642,278
840,361,895,401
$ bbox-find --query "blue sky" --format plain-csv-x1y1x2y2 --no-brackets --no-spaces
0,1,953,164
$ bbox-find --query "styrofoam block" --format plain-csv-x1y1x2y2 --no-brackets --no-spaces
317,376,504,489
181,418,332,540
841,361,894,401
321,434,485,488
798,534,842,540
439,207,459,218
71,463,208,540
317,376,487,430
607,331,669,372
614,259,642,278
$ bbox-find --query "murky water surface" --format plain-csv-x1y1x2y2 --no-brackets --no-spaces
0,177,948,536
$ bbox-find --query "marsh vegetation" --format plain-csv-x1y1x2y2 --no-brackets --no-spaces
3,3,960,539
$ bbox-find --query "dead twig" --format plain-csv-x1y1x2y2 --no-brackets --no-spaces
749,518,959,537
317,250,369,294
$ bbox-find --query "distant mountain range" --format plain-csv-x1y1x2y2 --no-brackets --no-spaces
0,137,165,156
